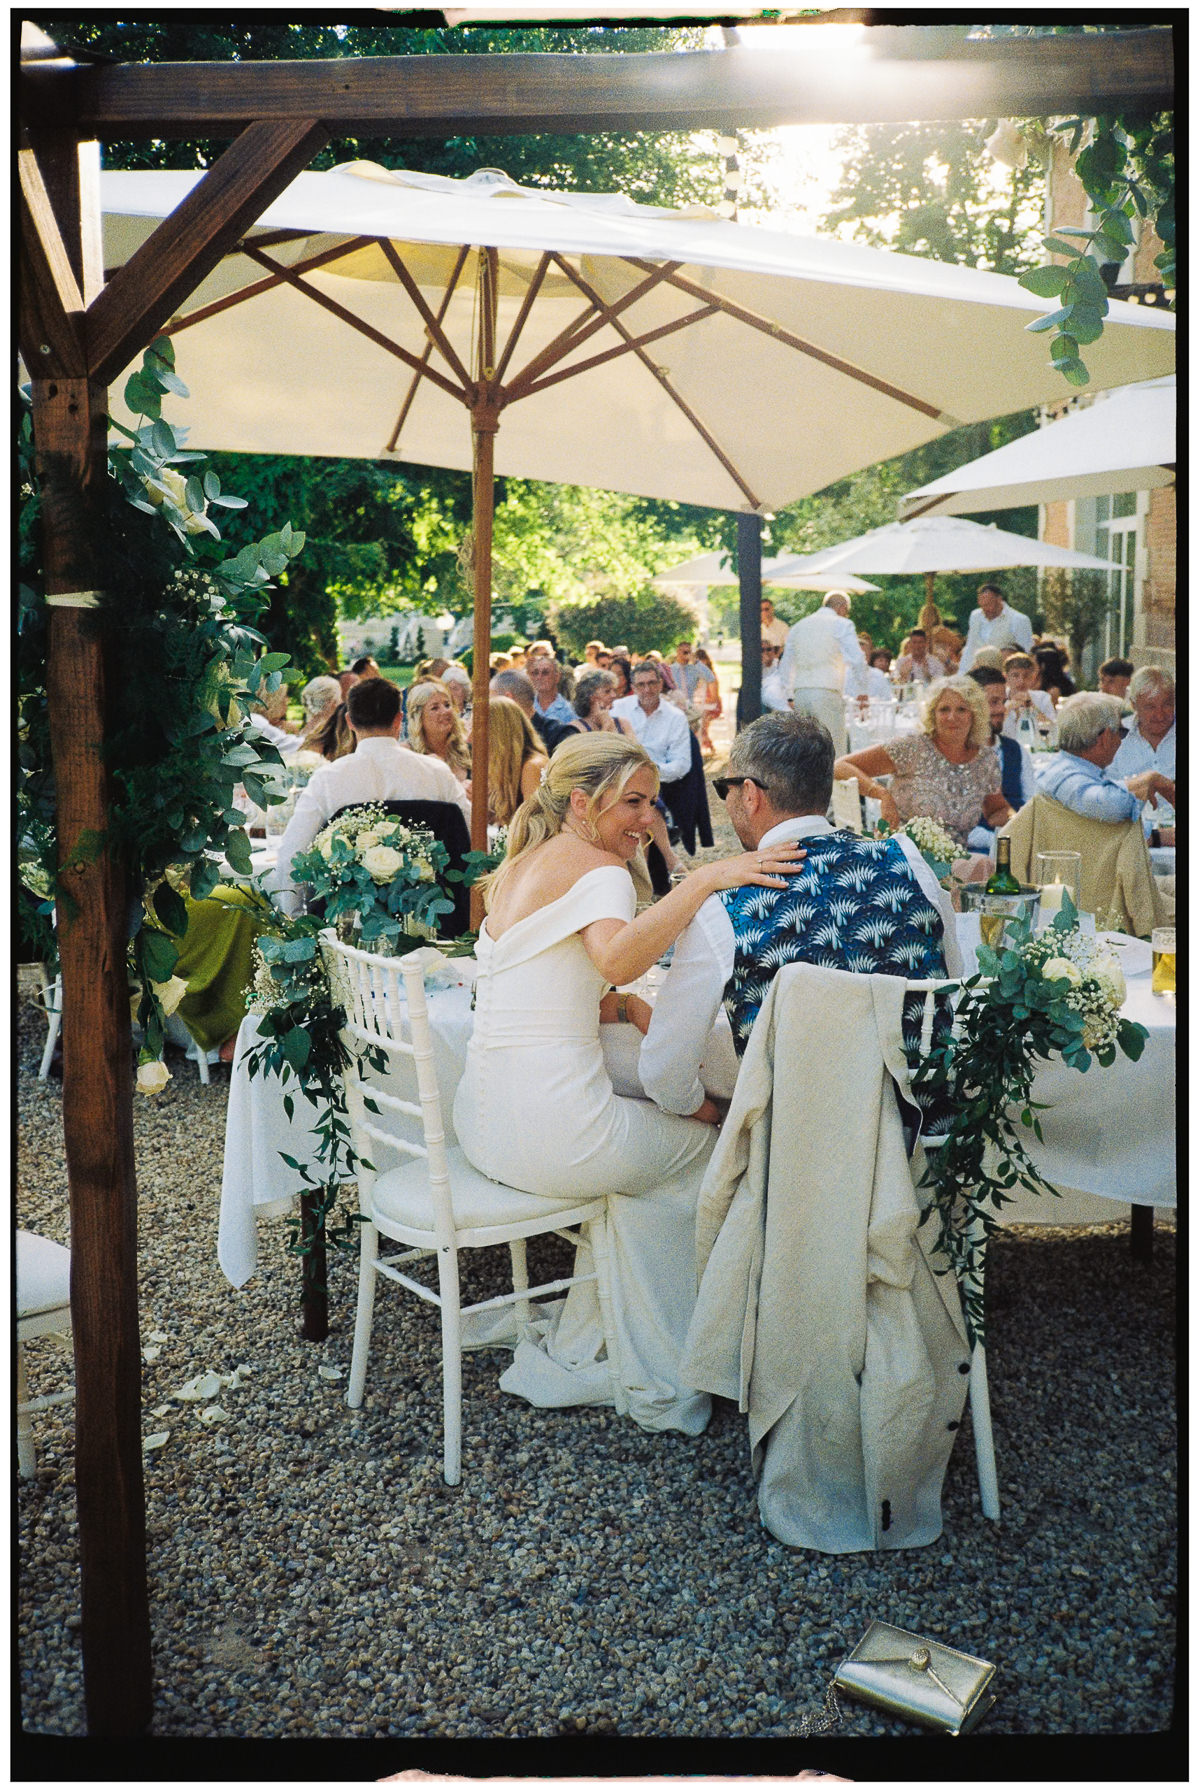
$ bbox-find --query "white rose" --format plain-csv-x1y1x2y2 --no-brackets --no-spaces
417,859,437,882
355,830,381,851
135,1059,172,1096
145,467,210,534
152,974,189,1017
316,834,334,860
361,844,404,883
1091,952,1126,1009
1042,956,1083,987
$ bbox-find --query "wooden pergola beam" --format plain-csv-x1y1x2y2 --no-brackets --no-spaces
87,117,330,387
22,30,1174,141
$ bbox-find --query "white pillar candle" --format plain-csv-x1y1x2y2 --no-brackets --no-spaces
1039,881,1067,913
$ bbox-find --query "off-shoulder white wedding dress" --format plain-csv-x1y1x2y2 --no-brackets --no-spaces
453,866,714,1434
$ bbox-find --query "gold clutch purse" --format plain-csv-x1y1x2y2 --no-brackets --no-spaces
833,1620,997,1736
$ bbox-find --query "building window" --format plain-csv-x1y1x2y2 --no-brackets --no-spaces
1095,493,1140,659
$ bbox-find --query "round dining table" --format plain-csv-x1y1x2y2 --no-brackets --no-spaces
218,919,1175,1290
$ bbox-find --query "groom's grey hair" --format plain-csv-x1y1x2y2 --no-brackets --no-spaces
727,711,834,814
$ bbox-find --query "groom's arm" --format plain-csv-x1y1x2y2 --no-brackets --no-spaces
639,894,736,1116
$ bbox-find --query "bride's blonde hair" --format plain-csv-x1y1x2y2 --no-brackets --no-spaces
481,732,658,909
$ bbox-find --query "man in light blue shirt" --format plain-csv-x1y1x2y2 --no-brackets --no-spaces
1038,693,1174,823
526,651,577,730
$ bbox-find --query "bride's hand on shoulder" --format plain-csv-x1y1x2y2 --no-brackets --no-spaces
702,841,806,892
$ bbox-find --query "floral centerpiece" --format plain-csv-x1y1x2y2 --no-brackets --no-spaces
290,806,455,953
913,893,1147,1346
895,815,959,881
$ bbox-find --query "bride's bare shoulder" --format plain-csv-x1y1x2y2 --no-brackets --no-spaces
486,838,623,937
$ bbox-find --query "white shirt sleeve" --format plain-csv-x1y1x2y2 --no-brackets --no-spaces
1013,608,1035,651
958,610,983,672
266,775,331,914
655,704,695,783
638,895,735,1115
247,713,303,757
836,614,869,696
894,836,962,979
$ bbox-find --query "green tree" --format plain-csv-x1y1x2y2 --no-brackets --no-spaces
819,119,1045,273
548,585,697,658
1039,568,1110,673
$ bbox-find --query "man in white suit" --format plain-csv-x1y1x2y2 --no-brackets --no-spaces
777,590,867,753
958,581,1034,672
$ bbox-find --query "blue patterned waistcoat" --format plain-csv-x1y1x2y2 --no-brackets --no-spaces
719,830,949,1068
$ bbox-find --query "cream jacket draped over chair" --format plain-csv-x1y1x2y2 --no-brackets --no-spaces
680,962,970,1553
1001,794,1172,937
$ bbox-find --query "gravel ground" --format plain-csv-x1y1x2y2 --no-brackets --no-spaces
16,785,1178,1764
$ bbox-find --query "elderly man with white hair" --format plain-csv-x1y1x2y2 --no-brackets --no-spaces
1109,665,1175,781
777,590,868,754
1039,693,1175,822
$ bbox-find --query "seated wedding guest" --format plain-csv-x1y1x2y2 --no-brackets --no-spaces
524,639,555,660
441,662,472,717
492,666,573,754
351,655,381,679
489,650,513,674
581,639,608,668
566,670,683,875
760,640,791,713
307,699,354,763
528,650,577,731
1002,651,1057,735
268,677,471,914
864,648,894,700
608,655,634,700
959,582,1034,672
637,711,959,1103
336,668,359,701
1039,693,1174,823
486,696,549,826
834,675,1012,850
453,732,804,1434
405,678,471,789
246,683,303,757
299,675,342,744
612,660,693,814
929,624,963,675
1033,642,1075,704
595,649,614,670
1098,656,1135,701
966,667,1034,852
892,628,945,686
1110,664,1175,779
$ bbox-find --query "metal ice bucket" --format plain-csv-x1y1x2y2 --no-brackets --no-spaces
959,882,1041,951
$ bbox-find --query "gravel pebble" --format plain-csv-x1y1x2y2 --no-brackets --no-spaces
15,792,1176,1740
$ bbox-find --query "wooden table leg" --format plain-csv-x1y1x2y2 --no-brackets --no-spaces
1130,1203,1154,1262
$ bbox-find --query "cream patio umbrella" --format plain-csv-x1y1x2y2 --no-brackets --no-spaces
899,377,1176,519
100,161,1175,846
651,550,879,592
768,515,1113,636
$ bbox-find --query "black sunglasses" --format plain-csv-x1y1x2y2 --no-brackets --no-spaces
713,775,766,801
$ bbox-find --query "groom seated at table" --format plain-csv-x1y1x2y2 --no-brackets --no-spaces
267,676,471,915
636,711,960,1118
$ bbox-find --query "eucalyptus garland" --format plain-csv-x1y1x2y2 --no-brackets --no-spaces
912,897,1148,1347
18,337,306,1072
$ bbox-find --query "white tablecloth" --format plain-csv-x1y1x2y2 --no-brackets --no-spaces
218,930,1175,1287
845,702,922,754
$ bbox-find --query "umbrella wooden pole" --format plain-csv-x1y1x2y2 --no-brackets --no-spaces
469,248,501,931
920,570,940,637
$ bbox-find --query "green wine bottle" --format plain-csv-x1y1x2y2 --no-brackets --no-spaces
984,835,1021,895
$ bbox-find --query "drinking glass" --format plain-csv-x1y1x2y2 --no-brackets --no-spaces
1151,927,1176,995
1035,851,1082,919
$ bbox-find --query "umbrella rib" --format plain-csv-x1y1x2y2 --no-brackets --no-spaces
623,258,958,425
377,238,473,393
241,243,468,405
160,235,379,336
547,255,762,509
387,243,472,452
516,303,721,399
501,257,684,403
492,252,552,388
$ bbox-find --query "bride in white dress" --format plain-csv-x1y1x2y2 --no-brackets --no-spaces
453,733,803,1435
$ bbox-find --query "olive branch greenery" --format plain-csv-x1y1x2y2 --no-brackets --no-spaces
913,896,1148,1347
18,336,307,1071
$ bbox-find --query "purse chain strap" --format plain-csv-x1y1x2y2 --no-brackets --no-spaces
790,1679,843,1737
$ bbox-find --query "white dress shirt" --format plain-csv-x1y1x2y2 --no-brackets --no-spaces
778,608,869,699
958,602,1035,672
1000,688,1056,739
1107,719,1175,832
611,695,693,783
761,665,791,712
268,734,472,913
638,815,961,1116
247,712,304,757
